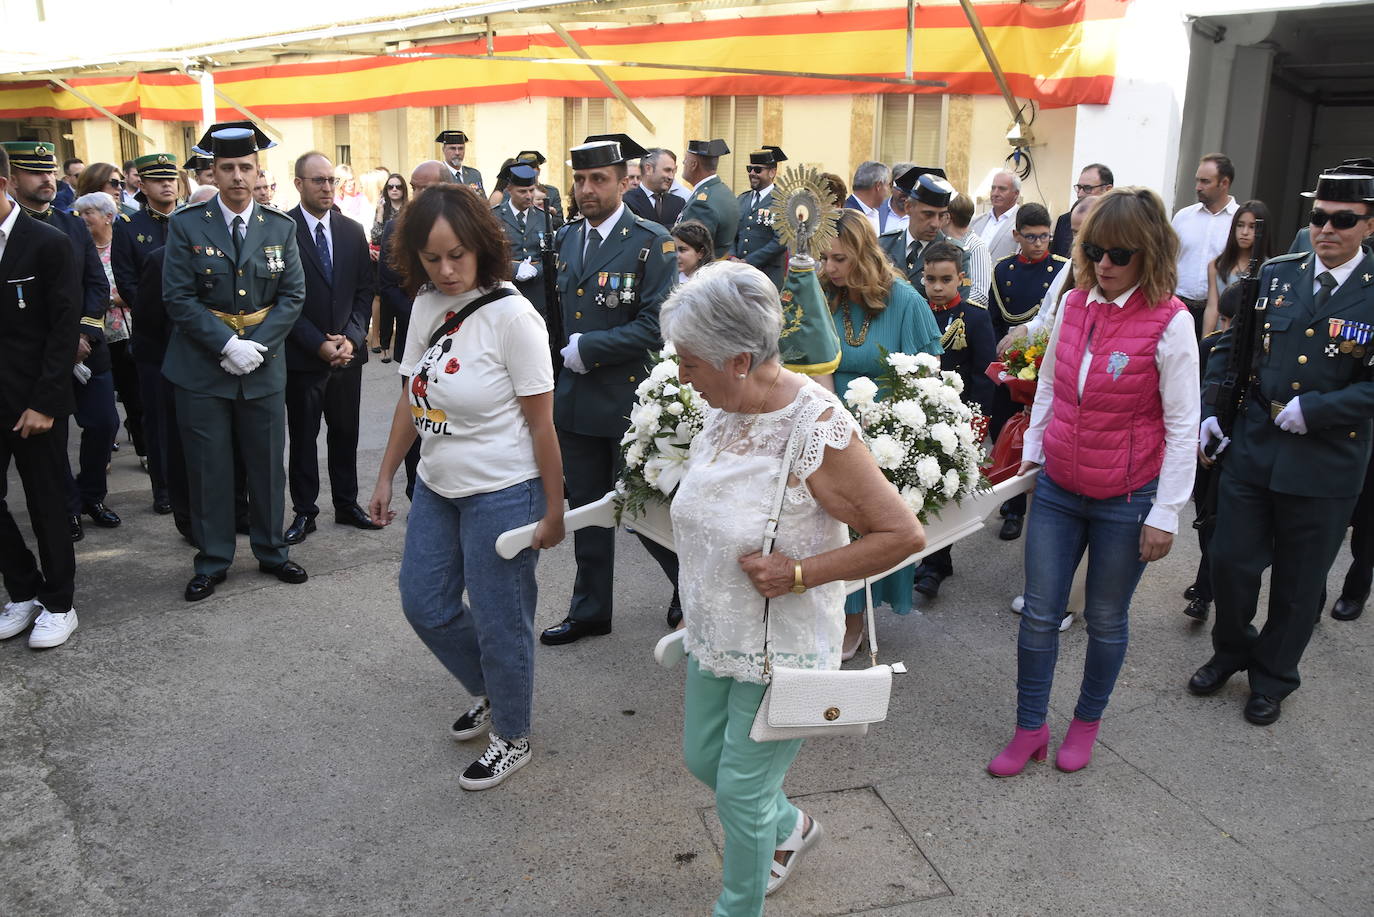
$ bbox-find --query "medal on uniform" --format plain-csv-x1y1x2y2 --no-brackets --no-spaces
264,245,285,274
1273,295,1285,308
595,271,609,306
608,273,621,307
15,282,25,310
1263,333,1271,354
621,272,636,305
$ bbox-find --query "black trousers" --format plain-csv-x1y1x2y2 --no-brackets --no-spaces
1209,471,1355,698
136,361,170,505
63,369,119,513
1179,296,1207,341
108,339,145,455
1190,463,1216,602
286,364,363,517
558,427,679,624
379,301,410,352
1337,453,1374,600
0,423,76,611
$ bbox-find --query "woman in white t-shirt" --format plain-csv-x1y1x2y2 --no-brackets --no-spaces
368,185,565,791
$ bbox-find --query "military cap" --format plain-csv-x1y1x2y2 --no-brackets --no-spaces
501,163,539,187
584,133,648,160
515,150,547,166
192,120,276,158
184,154,213,172
686,138,730,158
894,165,955,207
570,141,627,171
1,140,58,172
1304,160,1374,205
748,145,787,166
134,152,178,181
436,130,470,145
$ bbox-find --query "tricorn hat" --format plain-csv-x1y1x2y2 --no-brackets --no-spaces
584,133,648,161
515,150,547,166
192,120,276,159
501,163,540,187
436,130,470,145
686,138,730,158
1303,160,1374,205
894,165,955,207
749,146,787,166
183,154,213,173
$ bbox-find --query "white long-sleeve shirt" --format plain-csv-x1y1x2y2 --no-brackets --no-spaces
1172,197,1238,300
1022,284,1200,533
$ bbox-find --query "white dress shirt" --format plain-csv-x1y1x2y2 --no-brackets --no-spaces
0,198,20,262
1172,197,1238,299
1022,283,1201,533
744,184,774,211
1313,250,1364,295
978,206,1015,245
300,207,332,249
1025,266,1073,337
217,196,255,242
583,203,625,259
670,179,692,202
850,195,881,234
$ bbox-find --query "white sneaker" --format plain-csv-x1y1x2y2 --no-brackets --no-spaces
449,697,491,741
458,733,531,791
1059,612,1074,632
1010,594,1025,614
28,607,77,649
0,599,41,639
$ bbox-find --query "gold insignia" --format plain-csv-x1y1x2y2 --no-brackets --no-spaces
696,192,707,201
157,154,168,164
662,241,674,254
34,143,48,156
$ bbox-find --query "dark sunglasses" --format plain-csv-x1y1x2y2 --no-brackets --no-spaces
745,165,766,174
386,183,405,191
108,178,126,189
1311,208,1369,230
1081,242,1138,266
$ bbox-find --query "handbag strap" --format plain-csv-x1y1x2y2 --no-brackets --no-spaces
426,286,517,349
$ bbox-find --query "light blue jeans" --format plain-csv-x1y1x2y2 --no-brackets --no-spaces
399,477,543,739
1017,473,1156,729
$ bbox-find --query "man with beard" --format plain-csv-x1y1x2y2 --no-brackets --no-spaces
436,130,483,195
728,146,787,289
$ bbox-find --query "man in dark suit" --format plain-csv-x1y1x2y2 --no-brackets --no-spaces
282,151,380,545
729,145,788,289
0,147,83,649
494,162,548,317
437,130,483,195
676,138,739,258
1052,163,1113,259
625,148,684,227
53,157,82,213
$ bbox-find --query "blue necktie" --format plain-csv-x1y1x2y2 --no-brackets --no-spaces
315,222,333,282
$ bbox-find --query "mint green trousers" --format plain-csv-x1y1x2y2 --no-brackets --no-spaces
684,655,804,917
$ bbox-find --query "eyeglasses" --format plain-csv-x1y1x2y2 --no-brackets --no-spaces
108,178,126,189
1074,182,1106,194
305,176,337,187
1311,208,1369,230
1081,242,1139,266
745,165,766,174
1019,232,1052,243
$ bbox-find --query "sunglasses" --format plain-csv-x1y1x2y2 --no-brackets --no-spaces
108,178,126,189
745,165,767,174
1019,232,1052,243
1310,208,1369,230
386,184,404,191
1081,242,1138,266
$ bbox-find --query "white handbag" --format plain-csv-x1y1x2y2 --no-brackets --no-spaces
749,417,904,743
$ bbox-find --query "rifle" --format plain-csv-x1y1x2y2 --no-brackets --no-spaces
539,216,564,375
1195,218,1266,531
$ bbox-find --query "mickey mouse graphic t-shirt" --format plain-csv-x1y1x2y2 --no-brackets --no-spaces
400,281,554,498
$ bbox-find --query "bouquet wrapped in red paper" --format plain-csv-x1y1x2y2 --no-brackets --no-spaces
983,329,1049,483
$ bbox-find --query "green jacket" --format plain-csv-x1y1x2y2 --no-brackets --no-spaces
1204,250,1374,497
677,175,739,259
160,197,305,399
729,187,785,288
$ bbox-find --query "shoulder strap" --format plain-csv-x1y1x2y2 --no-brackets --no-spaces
427,287,517,349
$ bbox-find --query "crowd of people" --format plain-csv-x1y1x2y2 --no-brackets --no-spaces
1,116,1372,917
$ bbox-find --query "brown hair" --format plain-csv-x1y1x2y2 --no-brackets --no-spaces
822,210,904,314
946,192,975,229
1073,187,1179,306
389,184,511,297
76,162,121,198
671,219,714,263
821,172,848,207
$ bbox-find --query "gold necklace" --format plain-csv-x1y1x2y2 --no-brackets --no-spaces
711,367,784,463
842,306,874,346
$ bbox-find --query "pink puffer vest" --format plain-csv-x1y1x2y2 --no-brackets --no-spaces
1041,288,1184,499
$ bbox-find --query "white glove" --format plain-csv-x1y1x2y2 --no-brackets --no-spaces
72,362,92,384
219,354,246,375
1275,397,1307,435
561,332,588,374
515,258,537,282
1199,416,1229,458
221,337,268,374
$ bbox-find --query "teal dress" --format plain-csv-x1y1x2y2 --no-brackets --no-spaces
831,278,943,616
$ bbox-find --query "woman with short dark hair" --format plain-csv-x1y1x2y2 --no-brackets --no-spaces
367,185,565,790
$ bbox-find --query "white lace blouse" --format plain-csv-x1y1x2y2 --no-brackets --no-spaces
672,381,860,684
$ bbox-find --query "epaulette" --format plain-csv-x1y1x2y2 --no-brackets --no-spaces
1050,254,1070,263
994,253,1017,264
965,299,989,310
878,227,904,240
119,213,131,223
258,202,294,220
1264,252,1307,265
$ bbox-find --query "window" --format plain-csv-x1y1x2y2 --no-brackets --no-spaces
333,114,351,166
705,96,761,192
563,98,610,185
177,122,198,161
118,113,142,166
874,93,945,167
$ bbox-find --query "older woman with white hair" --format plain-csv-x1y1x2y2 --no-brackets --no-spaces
74,190,135,373
663,261,923,916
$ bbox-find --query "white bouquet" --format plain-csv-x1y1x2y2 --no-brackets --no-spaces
615,343,707,521
844,350,988,523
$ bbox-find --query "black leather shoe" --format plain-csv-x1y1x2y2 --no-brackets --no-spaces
69,515,83,542
335,503,383,530
914,571,945,599
998,515,1023,541
1244,692,1282,725
260,560,308,584
185,571,227,602
235,517,251,535
284,514,317,545
1183,597,1209,621
1332,594,1366,621
1187,661,1243,696
666,593,683,628
153,500,172,515
83,502,121,528
1183,583,1199,601
540,617,612,645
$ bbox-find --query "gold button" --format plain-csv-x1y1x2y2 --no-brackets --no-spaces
237,289,246,296
204,268,212,274
628,375,637,382
824,706,841,721
238,270,244,277
576,288,584,296
1292,381,1301,391
1298,355,1308,364
1264,322,1271,329
1351,432,1358,440
574,311,582,319
1305,328,1315,337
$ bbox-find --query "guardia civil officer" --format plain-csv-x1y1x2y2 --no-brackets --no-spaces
676,138,739,259
494,162,548,317
728,145,787,289
437,130,484,195
1192,163,1374,724
541,135,681,644
161,122,307,602
510,150,564,226
879,166,971,298
185,155,215,191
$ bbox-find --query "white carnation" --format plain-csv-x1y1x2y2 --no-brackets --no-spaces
942,370,965,394
887,351,920,375
665,401,685,416
930,421,958,456
633,401,663,433
942,468,961,498
869,434,905,470
635,378,654,398
625,441,647,468
915,455,942,489
845,376,880,409
650,359,678,382
900,485,925,516
913,352,942,373
661,341,677,357
892,399,926,430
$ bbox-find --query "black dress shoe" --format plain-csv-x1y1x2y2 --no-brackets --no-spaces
371,346,382,354
335,503,383,530
1187,661,1243,696
1183,597,1209,621
260,560,308,584
1183,583,1199,601
153,500,172,515
235,517,251,535
998,515,1023,541
666,593,683,628
284,514,317,545
1332,594,1366,621
1243,692,1282,725
914,571,945,599
185,571,228,602
83,502,121,528
540,617,612,645
70,515,84,542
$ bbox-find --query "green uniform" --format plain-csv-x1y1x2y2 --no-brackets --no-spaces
677,175,739,260
729,187,785,288
161,196,305,576
879,227,972,299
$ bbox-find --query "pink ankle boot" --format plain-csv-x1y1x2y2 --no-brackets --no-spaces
987,724,1050,777
1055,717,1101,773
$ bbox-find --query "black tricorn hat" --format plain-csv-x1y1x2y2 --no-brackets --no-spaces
1303,162,1374,204
183,154,213,172
584,133,648,161
894,166,954,207
686,138,730,158
749,145,787,166
192,120,275,159
515,150,547,166
570,141,628,171
436,130,470,145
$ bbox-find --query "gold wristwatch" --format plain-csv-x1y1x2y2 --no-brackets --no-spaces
791,560,807,594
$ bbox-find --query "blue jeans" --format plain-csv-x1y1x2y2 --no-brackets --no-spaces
1017,473,1156,729
399,477,543,740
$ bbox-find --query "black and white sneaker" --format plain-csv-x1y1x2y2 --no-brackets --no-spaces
459,734,531,791
450,697,491,741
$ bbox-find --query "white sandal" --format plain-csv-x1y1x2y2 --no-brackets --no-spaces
766,811,823,896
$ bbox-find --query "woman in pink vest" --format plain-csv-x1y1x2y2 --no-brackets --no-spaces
988,188,1200,776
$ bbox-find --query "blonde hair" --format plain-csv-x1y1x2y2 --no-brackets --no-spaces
821,210,904,314
358,167,389,209
1073,187,1180,306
